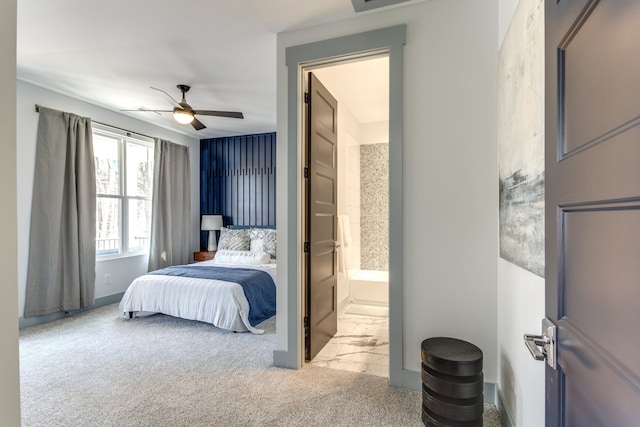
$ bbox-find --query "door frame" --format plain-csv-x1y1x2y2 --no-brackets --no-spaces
277,25,407,387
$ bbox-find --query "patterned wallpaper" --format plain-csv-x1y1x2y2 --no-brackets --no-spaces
360,143,388,271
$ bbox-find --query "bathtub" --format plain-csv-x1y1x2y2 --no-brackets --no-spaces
349,270,389,307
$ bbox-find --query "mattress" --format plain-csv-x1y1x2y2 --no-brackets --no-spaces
119,259,277,334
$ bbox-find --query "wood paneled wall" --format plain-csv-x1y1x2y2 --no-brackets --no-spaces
200,132,276,249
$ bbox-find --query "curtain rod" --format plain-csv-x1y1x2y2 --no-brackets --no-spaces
35,104,155,140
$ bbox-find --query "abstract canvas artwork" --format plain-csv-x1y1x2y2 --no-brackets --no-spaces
498,0,545,277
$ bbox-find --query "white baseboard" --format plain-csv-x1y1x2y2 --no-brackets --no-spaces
497,388,516,427
19,292,125,329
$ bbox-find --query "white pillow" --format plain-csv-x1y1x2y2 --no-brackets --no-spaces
214,250,271,265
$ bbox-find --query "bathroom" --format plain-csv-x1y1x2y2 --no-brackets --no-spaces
336,122,389,316
309,57,389,377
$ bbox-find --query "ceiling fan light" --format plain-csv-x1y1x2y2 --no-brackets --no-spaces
173,109,194,124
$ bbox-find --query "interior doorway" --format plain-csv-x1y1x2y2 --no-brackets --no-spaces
278,25,405,386
304,55,390,378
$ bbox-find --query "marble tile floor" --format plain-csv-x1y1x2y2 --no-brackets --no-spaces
308,304,389,377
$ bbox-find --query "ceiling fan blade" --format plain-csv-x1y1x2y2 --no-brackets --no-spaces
193,110,244,119
119,108,166,115
150,86,181,107
191,117,206,131
120,108,173,112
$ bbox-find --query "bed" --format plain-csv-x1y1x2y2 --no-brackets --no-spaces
119,227,277,334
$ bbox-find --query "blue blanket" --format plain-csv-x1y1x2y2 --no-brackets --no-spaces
148,265,276,327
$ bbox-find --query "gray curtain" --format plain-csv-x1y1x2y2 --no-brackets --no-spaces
25,107,96,317
148,138,191,271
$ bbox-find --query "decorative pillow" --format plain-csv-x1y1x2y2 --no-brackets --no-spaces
214,250,270,265
249,228,277,259
217,227,251,251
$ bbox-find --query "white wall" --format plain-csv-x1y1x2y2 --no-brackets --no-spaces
497,0,546,425
0,0,22,424
499,0,520,48
361,121,389,145
498,259,545,426
325,79,389,307
345,134,361,275
276,0,498,383
16,80,200,318
335,99,362,308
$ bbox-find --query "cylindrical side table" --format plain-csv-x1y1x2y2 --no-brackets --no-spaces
421,337,484,426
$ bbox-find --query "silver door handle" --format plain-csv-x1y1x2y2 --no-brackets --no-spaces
334,241,341,250
523,317,557,369
524,334,547,361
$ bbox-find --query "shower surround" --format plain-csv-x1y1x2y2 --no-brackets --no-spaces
360,142,388,271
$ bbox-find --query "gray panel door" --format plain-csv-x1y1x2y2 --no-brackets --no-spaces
306,72,338,361
545,0,640,425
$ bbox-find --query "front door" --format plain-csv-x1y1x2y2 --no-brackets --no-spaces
545,0,640,424
305,72,338,361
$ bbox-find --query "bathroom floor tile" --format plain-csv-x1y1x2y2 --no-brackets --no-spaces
325,359,370,374
337,347,387,364
308,304,389,378
313,342,342,360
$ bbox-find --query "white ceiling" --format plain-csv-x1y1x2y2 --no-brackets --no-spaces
17,0,415,139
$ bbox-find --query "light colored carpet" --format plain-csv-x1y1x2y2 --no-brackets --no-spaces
19,304,502,426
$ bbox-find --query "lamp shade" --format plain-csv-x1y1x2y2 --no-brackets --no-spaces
201,215,223,231
173,109,194,124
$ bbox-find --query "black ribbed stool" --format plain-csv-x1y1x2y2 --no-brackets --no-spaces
421,337,483,427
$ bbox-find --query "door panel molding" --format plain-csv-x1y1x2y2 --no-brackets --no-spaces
546,0,640,424
558,0,640,159
306,73,338,361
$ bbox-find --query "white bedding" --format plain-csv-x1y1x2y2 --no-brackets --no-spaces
118,260,277,334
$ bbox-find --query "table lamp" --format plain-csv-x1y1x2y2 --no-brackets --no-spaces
201,215,223,251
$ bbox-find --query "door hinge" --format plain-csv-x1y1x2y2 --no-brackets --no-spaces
304,242,310,253
304,167,309,178
524,317,557,370
304,92,310,104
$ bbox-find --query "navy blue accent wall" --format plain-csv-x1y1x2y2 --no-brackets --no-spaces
200,132,276,250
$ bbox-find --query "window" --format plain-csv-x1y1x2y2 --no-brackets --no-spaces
93,125,154,257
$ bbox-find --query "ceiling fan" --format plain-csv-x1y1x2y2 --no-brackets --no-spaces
123,84,244,130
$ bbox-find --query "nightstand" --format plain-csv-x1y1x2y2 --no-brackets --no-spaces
194,251,216,262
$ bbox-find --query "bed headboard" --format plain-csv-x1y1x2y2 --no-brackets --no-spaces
200,132,276,250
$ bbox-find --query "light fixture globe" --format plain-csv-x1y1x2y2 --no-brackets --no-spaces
173,108,194,124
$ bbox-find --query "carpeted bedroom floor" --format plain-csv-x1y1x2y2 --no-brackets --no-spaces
19,304,502,426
